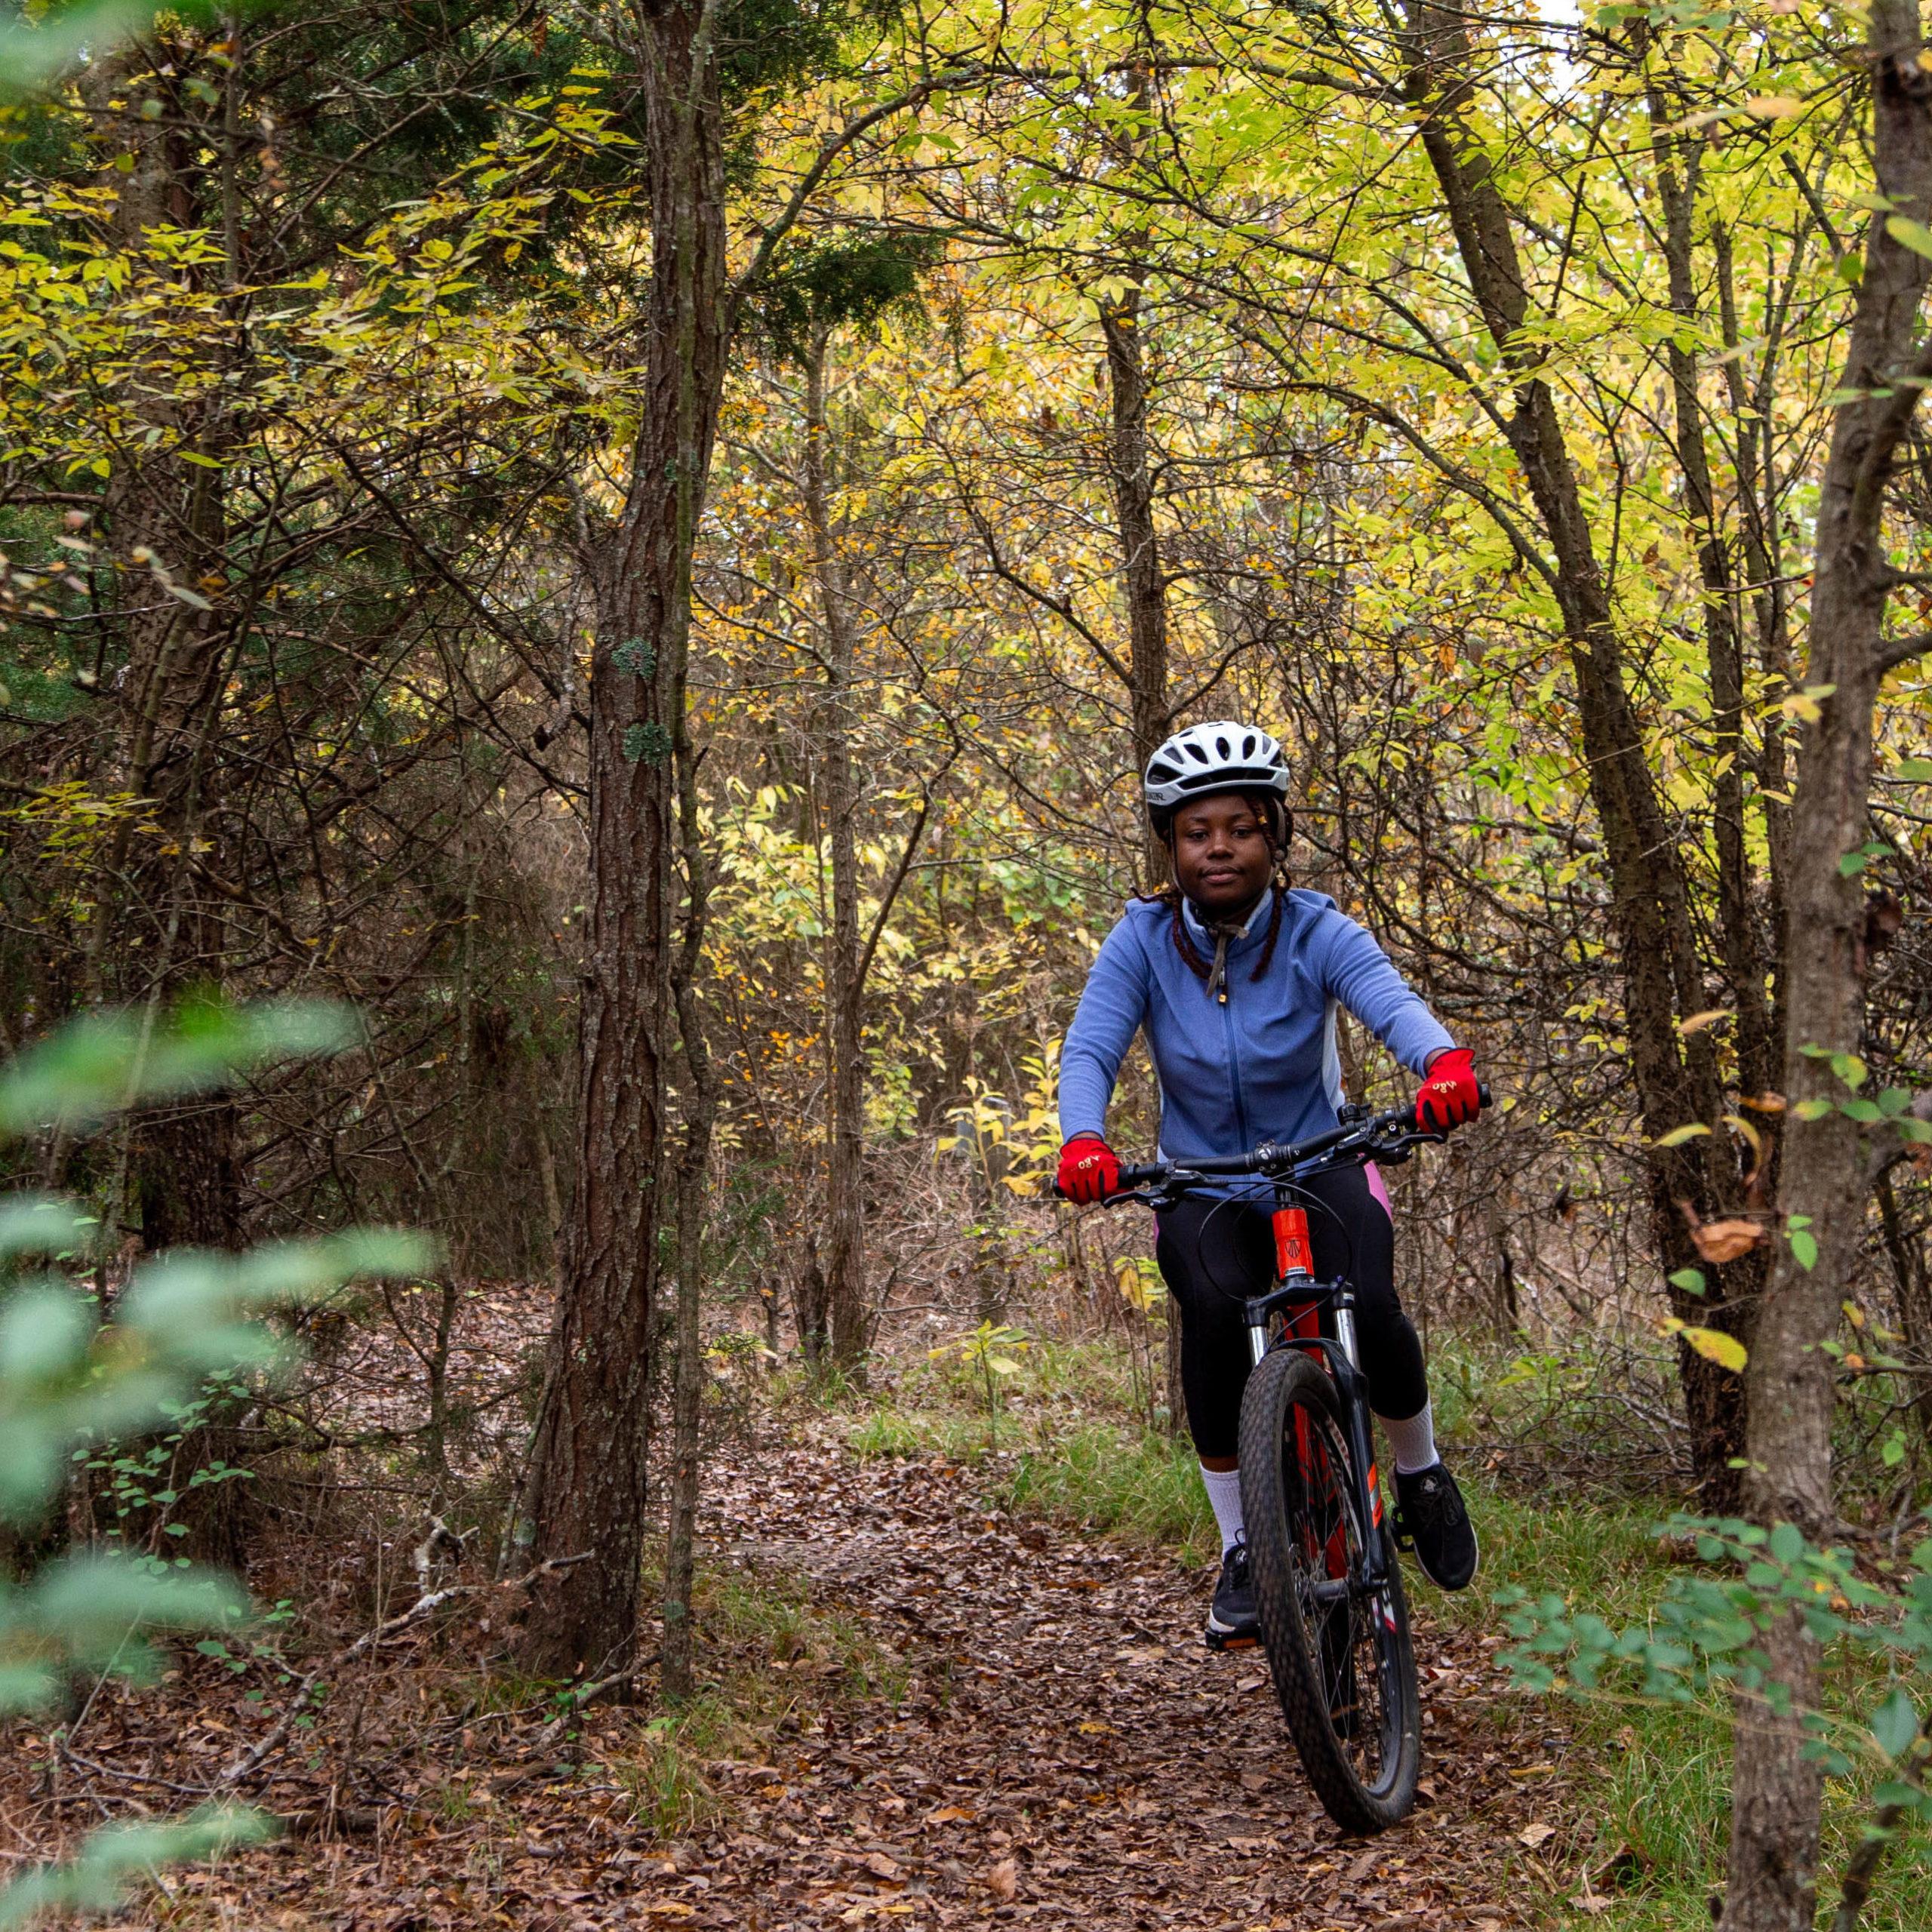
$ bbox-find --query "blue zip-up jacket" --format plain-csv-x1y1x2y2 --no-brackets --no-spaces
1058,890,1454,1182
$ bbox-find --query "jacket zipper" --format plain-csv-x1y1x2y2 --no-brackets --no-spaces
1221,971,1251,1148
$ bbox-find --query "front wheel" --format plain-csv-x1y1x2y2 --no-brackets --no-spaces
1238,1347,1420,1833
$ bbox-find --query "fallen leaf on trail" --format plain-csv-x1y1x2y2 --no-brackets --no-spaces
924,1805,974,1824
989,1857,1019,1903
863,1852,903,1881
1508,1761,1556,1779
1235,1673,1267,1693
1518,1821,1555,1847
645,1904,695,1920
1690,1217,1764,1263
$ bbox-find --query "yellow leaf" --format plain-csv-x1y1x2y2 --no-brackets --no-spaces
1744,95,1804,118
1654,1124,1712,1147
1680,1009,1732,1034
1670,1321,1749,1373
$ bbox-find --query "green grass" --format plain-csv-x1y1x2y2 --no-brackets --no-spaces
1002,1421,1215,1559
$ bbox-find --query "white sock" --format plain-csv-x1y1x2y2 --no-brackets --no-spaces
1377,1402,1438,1476
1201,1465,1245,1555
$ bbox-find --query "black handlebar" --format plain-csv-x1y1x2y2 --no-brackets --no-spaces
1069,1082,1493,1201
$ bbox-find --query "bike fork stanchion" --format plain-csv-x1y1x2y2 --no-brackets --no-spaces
1245,1301,1271,1368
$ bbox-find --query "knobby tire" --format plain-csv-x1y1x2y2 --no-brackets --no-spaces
1238,1348,1420,1834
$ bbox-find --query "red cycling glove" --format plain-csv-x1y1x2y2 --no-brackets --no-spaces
1056,1134,1120,1204
1417,1048,1481,1133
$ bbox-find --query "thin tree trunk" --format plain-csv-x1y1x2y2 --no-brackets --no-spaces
1099,279,1171,888
1403,0,1748,1500
1098,266,1183,1429
1875,1169,1932,1438
519,0,729,1681
800,336,870,1371
1725,10,1932,1927
660,629,718,1703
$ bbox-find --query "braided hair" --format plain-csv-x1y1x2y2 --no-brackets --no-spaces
1136,789,1292,992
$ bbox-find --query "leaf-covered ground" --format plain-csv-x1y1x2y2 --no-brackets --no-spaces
5,1419,1586,1929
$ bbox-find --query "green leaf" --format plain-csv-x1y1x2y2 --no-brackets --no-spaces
1669,1268,1708,1296
1795,1098,1835,1121
0,1002,354,1138
1790,1229,1819,1272
0,0,216,100
0,1196,85,1261
1870,1687,1920,1759
1887,217,1932,261
1832,1054,1869,1091
1894,758,1932,782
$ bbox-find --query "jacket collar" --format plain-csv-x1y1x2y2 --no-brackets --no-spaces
1181,890,1270,943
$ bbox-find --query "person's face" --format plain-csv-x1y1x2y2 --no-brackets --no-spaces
1170,793,1275,914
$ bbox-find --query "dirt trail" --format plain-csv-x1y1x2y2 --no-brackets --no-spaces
674,1428,1570,1930
6,1423,1583,1929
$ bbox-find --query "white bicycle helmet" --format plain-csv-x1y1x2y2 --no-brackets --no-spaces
1143,720,1291,838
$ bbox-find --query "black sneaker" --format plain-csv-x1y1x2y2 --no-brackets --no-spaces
1394,1462,1479,1591
1206,1537,1260,1649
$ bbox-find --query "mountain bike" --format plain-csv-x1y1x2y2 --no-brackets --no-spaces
1094,1089,1489,1834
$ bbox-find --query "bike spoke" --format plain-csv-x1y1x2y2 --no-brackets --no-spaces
1280,1396,1396,1790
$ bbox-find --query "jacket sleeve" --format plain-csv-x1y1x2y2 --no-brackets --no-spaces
1058,916,1150,1141
1315,912,1454,1075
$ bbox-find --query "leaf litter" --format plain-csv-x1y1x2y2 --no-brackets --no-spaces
1,1408,1585,1928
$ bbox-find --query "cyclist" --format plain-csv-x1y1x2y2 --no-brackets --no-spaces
1057,721,1481,1649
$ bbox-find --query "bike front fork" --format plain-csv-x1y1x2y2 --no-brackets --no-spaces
1244,1291,1390,1573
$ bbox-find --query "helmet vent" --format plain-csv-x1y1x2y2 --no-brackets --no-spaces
1141,719,1291,814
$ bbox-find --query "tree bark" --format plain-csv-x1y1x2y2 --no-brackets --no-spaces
1098,271,1184,1429
1403,0,1749,1499
1724,8,1932,1927
519,0,729,1681
660,622,718,1703
1099,282,1171,886
85,38,245,1255
800,335,871,1371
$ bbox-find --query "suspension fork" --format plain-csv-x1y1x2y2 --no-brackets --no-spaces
1246,1204,1389,1583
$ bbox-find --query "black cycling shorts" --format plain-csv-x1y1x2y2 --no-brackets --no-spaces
1152,1163,1428,1462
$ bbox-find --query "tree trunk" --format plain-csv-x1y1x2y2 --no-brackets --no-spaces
1099,282,1171,889
519,0,729,1681
87,40,245,1256
1404,0,1749,1499
800,336,871,1371
1098,273,1185,1429
660,635,718,1703
1724,10,1932,1927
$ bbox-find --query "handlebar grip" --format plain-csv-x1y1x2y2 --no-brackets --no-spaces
1478,1081,1493,1109
1112,1162,1168,1190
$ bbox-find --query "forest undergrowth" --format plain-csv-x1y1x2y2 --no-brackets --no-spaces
5,1282,1919,1932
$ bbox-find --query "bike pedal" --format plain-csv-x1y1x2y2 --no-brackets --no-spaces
1204,1627,1261,1654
